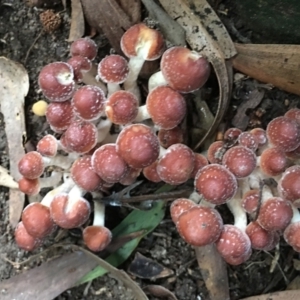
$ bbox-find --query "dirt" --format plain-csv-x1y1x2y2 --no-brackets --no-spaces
0,1,300,300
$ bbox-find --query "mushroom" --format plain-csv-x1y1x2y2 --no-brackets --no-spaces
83,201,112,252
148,46,210,93
70,37,98,61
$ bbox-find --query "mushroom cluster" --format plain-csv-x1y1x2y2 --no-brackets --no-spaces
15,23,211,252
171,109,300,265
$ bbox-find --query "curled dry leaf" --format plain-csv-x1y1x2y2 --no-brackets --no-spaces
68,0,85,42
0,57,28,227
144,285,178,300
240,290,300,300
232,43,300,96
0,252,98,300
158,0,235,150
232,88,265,130
128,252,174,280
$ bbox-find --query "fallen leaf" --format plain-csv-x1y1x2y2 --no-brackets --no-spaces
141,0,186,46
158,0,234,150
240,290,300,300
232,88,265,130
0,252,98,300
68,0,85,42
194,244,230,300
0,57,28,227
232,43,300,96
144,285,178,300
80,0,132,54
116,0,141,23
128,252,174,279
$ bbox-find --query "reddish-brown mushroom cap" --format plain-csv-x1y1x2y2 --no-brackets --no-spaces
143,161,162,183
83,225,112,252
38,62,75,102
284,108,300,124
72,85,105,121
266,116,300,152
18,177,40,196
119,167,141,186
14,221,42,251
257,197,293,231
71,156,104,191
170,198,197,224
70,37,97,60
194,164,237,205
157,144,195,185
18,151,44,179
121,23,165,60
215,224,251,263
206,141,225,164
158,126,184,149
62,120,97,154
105,90,139,125
250,128,267,146
98,54,129,84
176,206,223,246
222,145,257,179
46,101,74,132
22,203,55,238
246,221,277,250
67,55,92,82
116,124,160,168
259,147,287,176
146,86,186,130
37,134,58,157
278,165,300,205
92,143,129,184
50,193,91,229
160,46,210,93
237,132,258,152
241,189,260,214
190,153,209,179
224,127,242,143
284,221,300,252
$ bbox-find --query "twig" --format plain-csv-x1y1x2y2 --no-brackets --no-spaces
24,29,44,64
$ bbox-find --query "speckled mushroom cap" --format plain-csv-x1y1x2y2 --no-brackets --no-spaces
160,46,210,93
266,116,300,152
38,62,75,102
194,164,237,205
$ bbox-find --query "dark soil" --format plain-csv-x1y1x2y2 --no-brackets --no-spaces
0,1,300,300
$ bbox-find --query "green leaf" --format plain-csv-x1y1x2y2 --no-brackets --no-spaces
77,184,174,284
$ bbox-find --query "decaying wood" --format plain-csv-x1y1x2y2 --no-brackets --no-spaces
232,43,300,96
68,0,85,42
116,0,141,23
80,0,133,54
240,290,300,300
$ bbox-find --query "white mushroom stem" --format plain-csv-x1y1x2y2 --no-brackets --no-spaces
290,204,300,224
82,63,107,93
39,171,63,189
148,70,168,92
0,165,18,189
134,105,151,123
42,154,74,170
41,175,75,207
96,118,112,143
107,82,121,98
93,201,105,227
226,183,247,231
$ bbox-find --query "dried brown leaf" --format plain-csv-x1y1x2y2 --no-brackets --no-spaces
0,252,98,300
144,285,178,300
240,290,300,300
158,0,233,149
116,0,141,23
0,57,28,227
68,0,85,42
128,252,174,279
232,43,300,96
232,89,265,130
80,0,132,53
194,244,230,300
